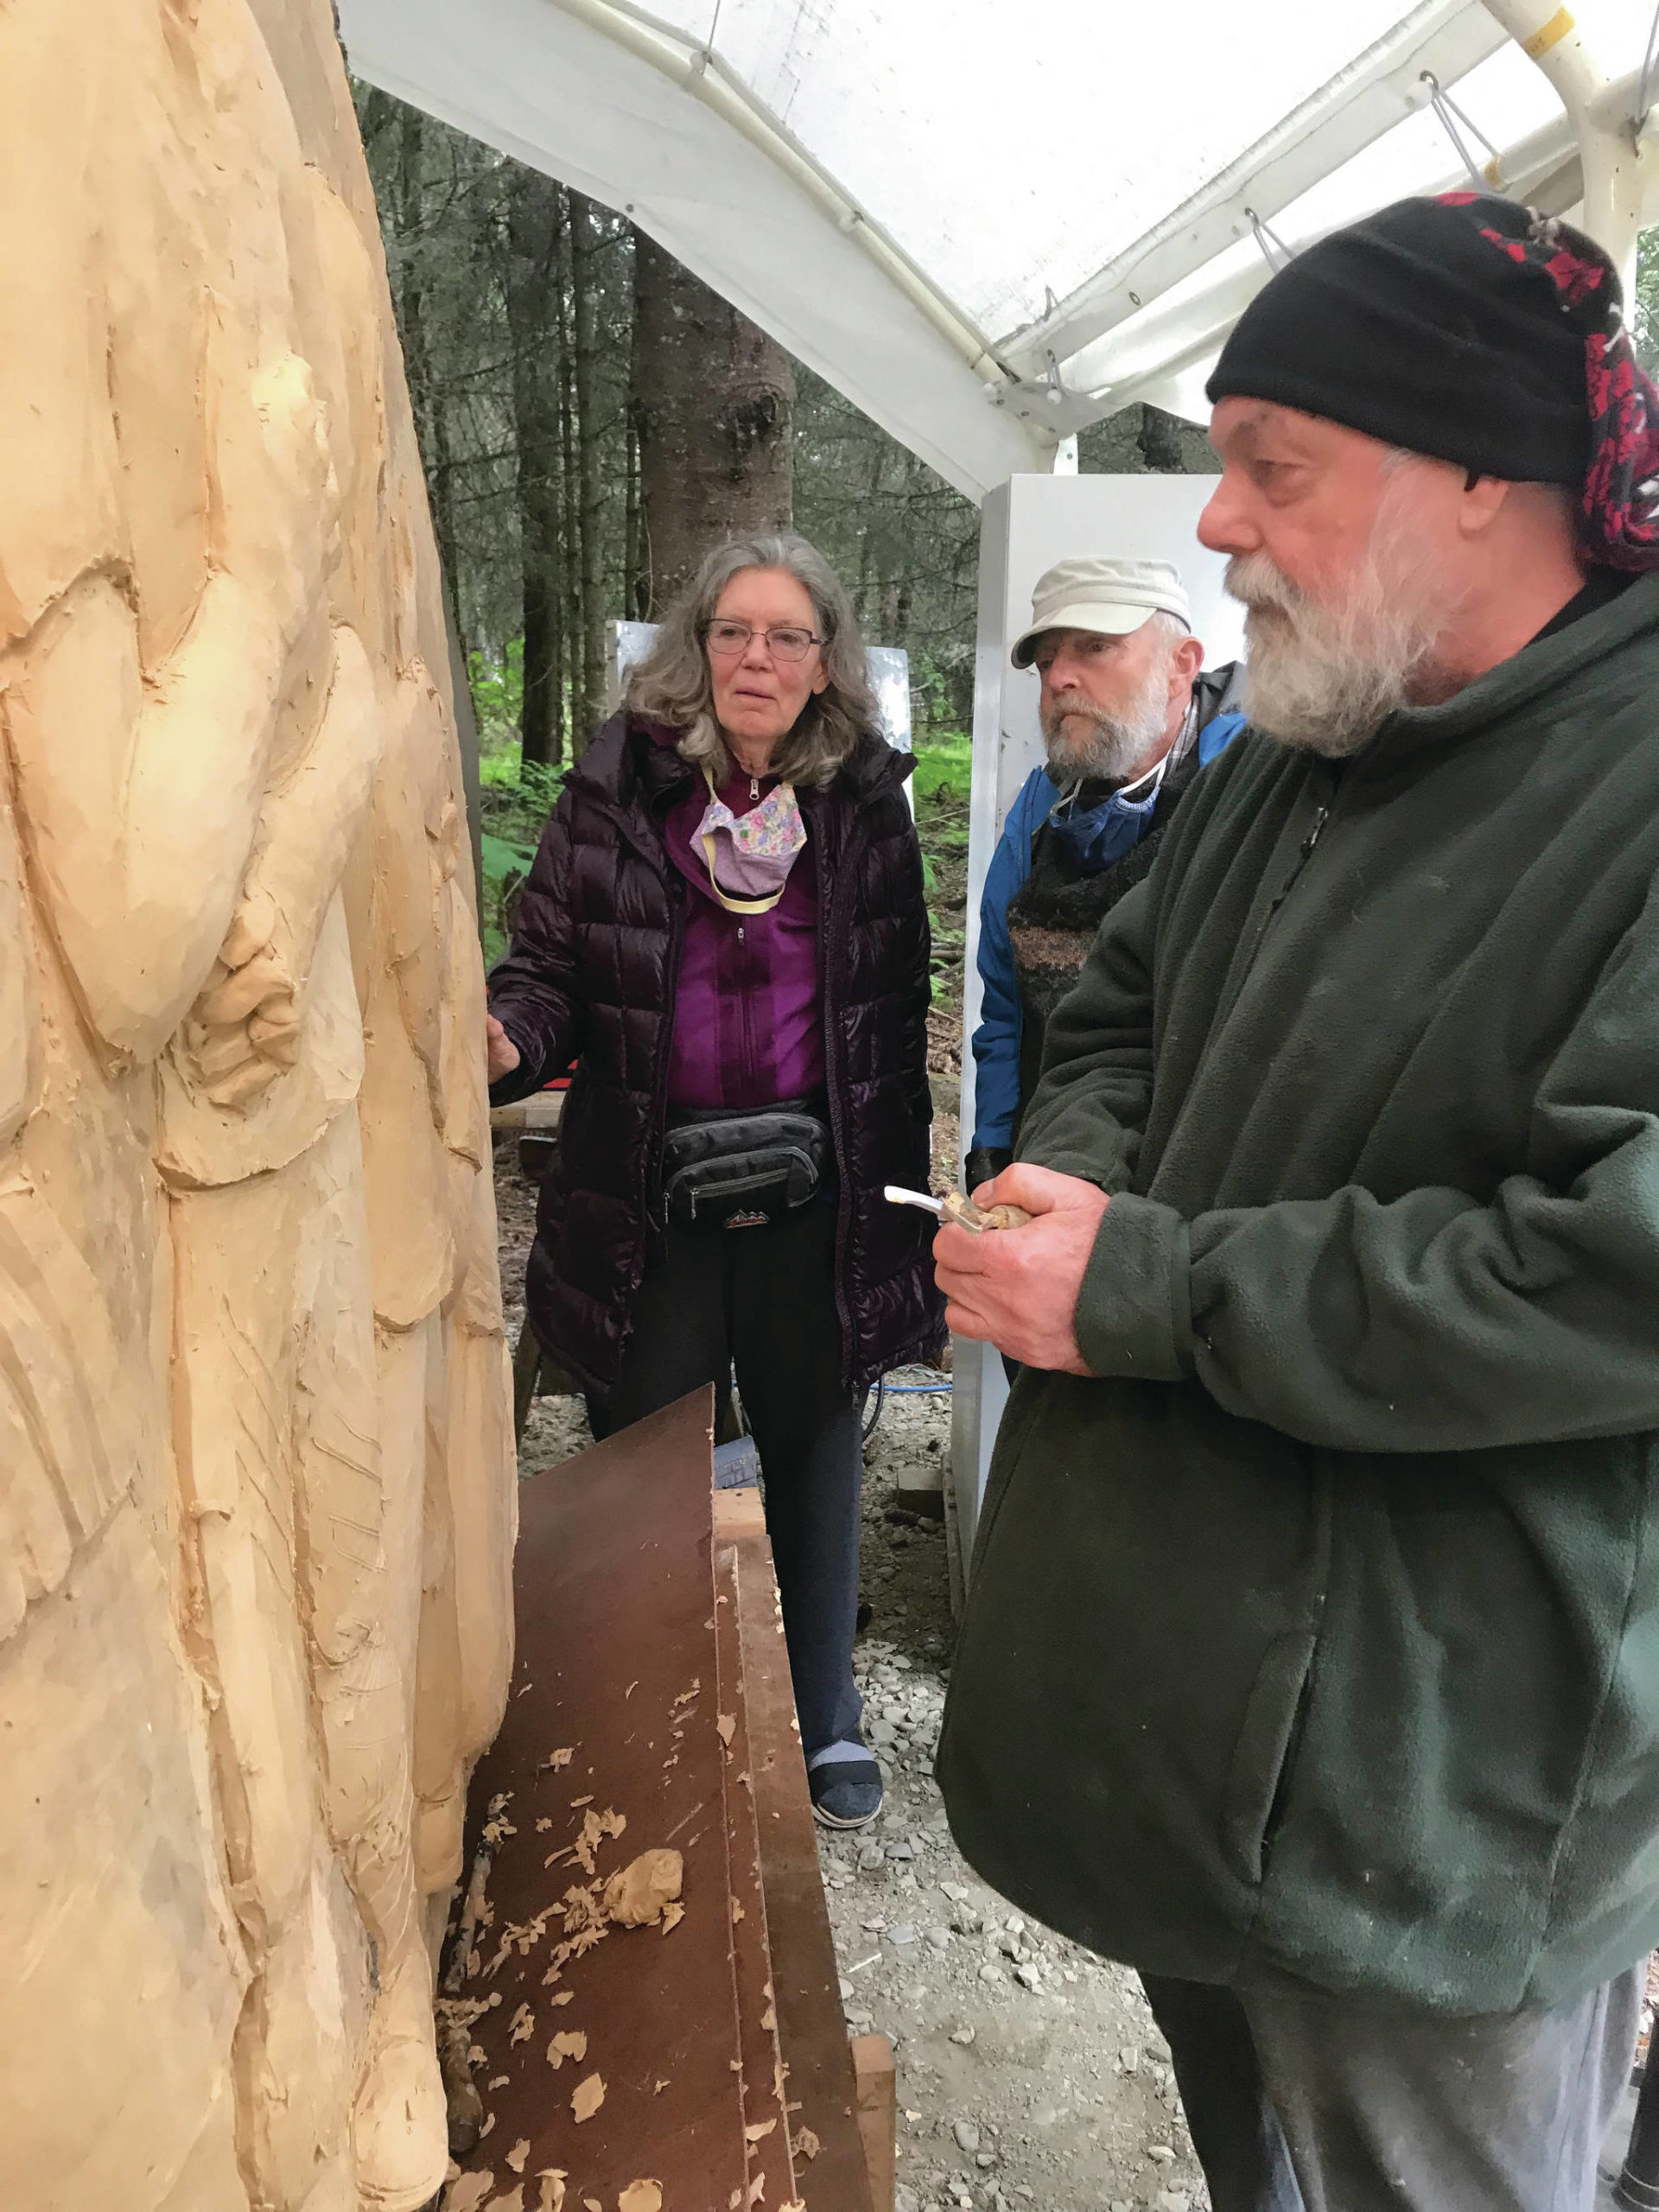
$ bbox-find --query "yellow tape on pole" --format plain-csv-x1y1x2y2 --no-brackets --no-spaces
1522,7,1575,60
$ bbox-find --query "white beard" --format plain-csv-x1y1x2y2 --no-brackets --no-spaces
1229,493,1459,758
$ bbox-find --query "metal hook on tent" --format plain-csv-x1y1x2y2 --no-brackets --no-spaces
1631,0,1659,142
1044,351,1066,408
1420,71,1505,192
1244,209,1294,273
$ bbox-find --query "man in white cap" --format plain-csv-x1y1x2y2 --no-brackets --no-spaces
964,556,1243,1192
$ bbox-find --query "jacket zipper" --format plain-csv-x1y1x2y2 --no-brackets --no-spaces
641,875,687,1255
1202,764,1344,1049
818,798,863,1388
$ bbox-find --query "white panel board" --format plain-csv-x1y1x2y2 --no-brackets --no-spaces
950,473,1243,1573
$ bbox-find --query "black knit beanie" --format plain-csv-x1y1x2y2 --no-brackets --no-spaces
1206,193,1659,570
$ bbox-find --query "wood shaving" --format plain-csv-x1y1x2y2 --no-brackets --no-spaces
747,2180,765,2207
570,1795,594,1808
792,2128,820,2163
546,1748,575,1770
716,1713,736,1747
586,2201,603,2212
731,1900,745,1923
744,2119,776,2142
660,1902,684,1936
570,1806,627,1875
506,2140,531,2174
625,1680,639,1697
508,2004,535,2046
487,2075,510,2092
547,2031,588,2069
536,2176,567,2212
760,2005,776,2031
571,2071,606,2123
671,1680,701,1708
536,1818,553,1833
446,2177,495,2212
486,2190,525,2212
551,1989,575,2006
618,2186,663,2212
653,2079,670,2094
603,1848,683,1928
481,2113,497,2139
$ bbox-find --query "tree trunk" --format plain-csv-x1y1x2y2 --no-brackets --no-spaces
393,105,468,664
632,232,794,613
624,238,649,622
1137,403,1186,473
555,195,587,750
505,168,566,768
570,191,607,744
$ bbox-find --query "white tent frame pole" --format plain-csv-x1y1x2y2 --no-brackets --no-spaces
1002,0,1507,383
1482,0,1657,283
544,0,1015,391
1038,108,1582,436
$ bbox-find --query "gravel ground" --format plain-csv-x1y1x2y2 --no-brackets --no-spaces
496,1141,1209,2212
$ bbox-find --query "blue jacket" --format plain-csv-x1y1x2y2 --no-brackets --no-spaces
970,712,1244,1151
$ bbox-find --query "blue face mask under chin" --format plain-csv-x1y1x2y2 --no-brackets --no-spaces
1045,774,1164,872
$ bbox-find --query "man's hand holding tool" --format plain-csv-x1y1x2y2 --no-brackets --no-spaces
887,1165,1110,1373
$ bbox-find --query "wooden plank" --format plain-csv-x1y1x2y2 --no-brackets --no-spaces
445,1389,749,2209
851,2035,897,2212
490,1090,565,1131
714,1543,797,2209
713,1484,766,1541
734,1535,875,2212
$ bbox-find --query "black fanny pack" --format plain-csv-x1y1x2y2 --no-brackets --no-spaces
660,1097,831,1232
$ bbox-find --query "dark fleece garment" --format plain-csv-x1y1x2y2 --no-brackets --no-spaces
938,571,1659,2014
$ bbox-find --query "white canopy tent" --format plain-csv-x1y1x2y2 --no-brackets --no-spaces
340,0,1659,499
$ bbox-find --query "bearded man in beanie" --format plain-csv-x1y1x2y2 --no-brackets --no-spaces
935,193,1659,2212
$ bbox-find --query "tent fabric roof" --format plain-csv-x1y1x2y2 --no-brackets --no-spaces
340,0,1659,499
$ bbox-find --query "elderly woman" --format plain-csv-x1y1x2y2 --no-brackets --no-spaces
486,531,943,1828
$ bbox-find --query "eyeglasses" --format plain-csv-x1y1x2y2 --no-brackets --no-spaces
704,619,823,663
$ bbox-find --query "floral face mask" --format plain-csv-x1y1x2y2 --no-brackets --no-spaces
695,770,807,913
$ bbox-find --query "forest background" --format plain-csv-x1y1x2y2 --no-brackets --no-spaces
353,87,1659,1026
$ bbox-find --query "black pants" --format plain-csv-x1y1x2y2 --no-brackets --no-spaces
588,1202,863,1757
1141,1966,1640,2212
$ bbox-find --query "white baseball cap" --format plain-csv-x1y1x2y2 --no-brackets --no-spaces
1011,556,1192,669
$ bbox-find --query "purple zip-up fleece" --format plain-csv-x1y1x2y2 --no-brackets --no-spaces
658,743,826,1109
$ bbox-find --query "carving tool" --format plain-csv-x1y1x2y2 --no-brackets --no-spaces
883,1184,1033,1233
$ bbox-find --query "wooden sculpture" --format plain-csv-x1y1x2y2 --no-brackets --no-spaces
0,3,515,2207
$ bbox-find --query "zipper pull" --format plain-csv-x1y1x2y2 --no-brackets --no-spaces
1300,804,1330,858
750,776,760,801
737,924,745,944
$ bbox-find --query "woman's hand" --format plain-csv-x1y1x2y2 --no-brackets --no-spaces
486,1012,521,1083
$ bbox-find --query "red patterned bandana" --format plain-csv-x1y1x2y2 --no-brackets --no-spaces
1440,192,1659,571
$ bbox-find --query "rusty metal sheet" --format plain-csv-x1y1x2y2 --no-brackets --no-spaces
714,1542,797,2208
447,1389,749,2210
734,1536,875,2212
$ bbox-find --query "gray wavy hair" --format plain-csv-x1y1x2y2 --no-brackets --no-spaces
626,531,879,788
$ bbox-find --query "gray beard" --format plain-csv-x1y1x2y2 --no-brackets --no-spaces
1040,680,1170,784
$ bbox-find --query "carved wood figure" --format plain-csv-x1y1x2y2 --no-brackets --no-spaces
0,5,516,2208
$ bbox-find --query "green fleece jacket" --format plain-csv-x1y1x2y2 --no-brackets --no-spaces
938,574,1659,2013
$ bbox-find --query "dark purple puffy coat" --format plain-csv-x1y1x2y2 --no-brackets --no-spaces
488,710,945,1395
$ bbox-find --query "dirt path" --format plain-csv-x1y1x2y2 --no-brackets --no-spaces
499,1144,1210,2212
